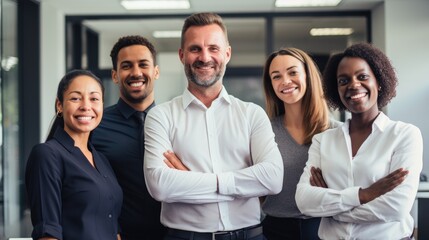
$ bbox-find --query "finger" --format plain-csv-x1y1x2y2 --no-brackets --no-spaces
311,167,326,188
315,168,328,188
163,151,179,166
164,159,174,168
310,176,316,186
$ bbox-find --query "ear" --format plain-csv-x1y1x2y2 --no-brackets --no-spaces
111,69,119,84
154,65,160,80
179,48,185,64
225,45,232,64
55,98,63,113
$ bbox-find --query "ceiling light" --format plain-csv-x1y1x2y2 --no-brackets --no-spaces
275,0,342,7
310,28,354,36
121,0,190,10
153,30,182,38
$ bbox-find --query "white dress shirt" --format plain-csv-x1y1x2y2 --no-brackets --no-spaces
296,112,423,240
144,87,283,232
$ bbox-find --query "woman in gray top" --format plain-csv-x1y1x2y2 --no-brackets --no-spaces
261,48,340,240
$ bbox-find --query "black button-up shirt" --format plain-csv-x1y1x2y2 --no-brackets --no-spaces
26,127,122,239
92,98,165,239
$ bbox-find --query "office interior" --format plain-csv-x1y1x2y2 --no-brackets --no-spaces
0,0,427,239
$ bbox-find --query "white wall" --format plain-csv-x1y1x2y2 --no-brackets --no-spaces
377,0,429,176
40,1,66,141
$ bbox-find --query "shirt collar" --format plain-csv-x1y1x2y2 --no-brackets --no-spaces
181,86,231,109
117,98,155,119
342,111,389,133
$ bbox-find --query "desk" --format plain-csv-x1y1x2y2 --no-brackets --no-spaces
417,182,429,239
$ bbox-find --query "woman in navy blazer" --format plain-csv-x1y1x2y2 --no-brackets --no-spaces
25,70,123,240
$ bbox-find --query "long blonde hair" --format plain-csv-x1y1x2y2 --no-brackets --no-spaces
262,47,329,144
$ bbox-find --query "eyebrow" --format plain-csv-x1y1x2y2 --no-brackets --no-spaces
270,65,298,75
68,90,101,95
120,59,151,65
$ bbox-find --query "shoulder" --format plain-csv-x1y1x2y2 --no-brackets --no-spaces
228,95,266,116
328,118,343,128
313,126,342,142
148,96,183,117
388,119,422,139
27,141,63,171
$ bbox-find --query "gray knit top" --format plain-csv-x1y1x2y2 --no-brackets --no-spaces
262,115,341,218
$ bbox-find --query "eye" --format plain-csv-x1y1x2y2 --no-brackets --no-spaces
357,74,370,81
271,74,281,80
289,70,298,76
91,97,100,102
121,63,131,70
69,97,81,102
209,46,220,52
139,63,149,68
337,77,349,86
189,46,200,53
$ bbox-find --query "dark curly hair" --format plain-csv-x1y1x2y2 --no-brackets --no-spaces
110,35,157,70
323,42,398,111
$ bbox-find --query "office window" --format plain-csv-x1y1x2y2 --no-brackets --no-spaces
273,16,368,71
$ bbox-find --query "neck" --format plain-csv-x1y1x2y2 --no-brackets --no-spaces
283,103,304,128
188,83,222,108
350,110,380,131
121,94,154,112
65,129,90,151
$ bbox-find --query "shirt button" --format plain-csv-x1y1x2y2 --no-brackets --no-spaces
108,214,112,218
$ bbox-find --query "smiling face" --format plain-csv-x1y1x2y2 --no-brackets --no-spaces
112,44,159,105
179,24,231,89
269,55,307,106
57,75,103,138
337,57,379,115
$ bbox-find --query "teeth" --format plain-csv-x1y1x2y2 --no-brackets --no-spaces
77,116,92,120
130,82,143,87
350,93,366,99
281,87,296,93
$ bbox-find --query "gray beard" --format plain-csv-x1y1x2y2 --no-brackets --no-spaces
185,64,224,88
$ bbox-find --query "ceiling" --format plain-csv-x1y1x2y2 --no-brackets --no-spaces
48,0,384,15
47,0,384,68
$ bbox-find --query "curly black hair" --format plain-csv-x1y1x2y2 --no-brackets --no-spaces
323,42,398,111
110,35,157,70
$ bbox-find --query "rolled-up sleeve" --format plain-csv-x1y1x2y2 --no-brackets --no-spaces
25,144,63,239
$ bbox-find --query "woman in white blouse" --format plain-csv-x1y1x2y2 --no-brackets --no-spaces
295,42,423,240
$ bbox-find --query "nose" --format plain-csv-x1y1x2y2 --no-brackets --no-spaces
131,65,143,78
348,77,361,88
80,98,91,111
282,75,292,84
198,48,211,63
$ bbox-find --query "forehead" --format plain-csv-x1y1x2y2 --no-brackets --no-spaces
183,24,228,47
270,55,304,70
67,75,102,93
338,57,370,71
117,44,153,62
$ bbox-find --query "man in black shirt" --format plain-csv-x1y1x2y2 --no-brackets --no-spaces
92,35,165,240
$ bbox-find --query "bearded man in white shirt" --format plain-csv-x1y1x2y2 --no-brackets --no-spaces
143,12,283,240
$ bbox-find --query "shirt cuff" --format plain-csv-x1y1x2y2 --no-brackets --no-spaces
217,172,235,195
341,186,361,207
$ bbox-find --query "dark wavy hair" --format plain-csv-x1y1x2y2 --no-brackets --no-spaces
46,69,104,141
110,35,157,69
323,42,398,111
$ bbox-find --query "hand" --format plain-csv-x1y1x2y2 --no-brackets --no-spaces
310,167,328,188
359,168,408,204
163,150,189,171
